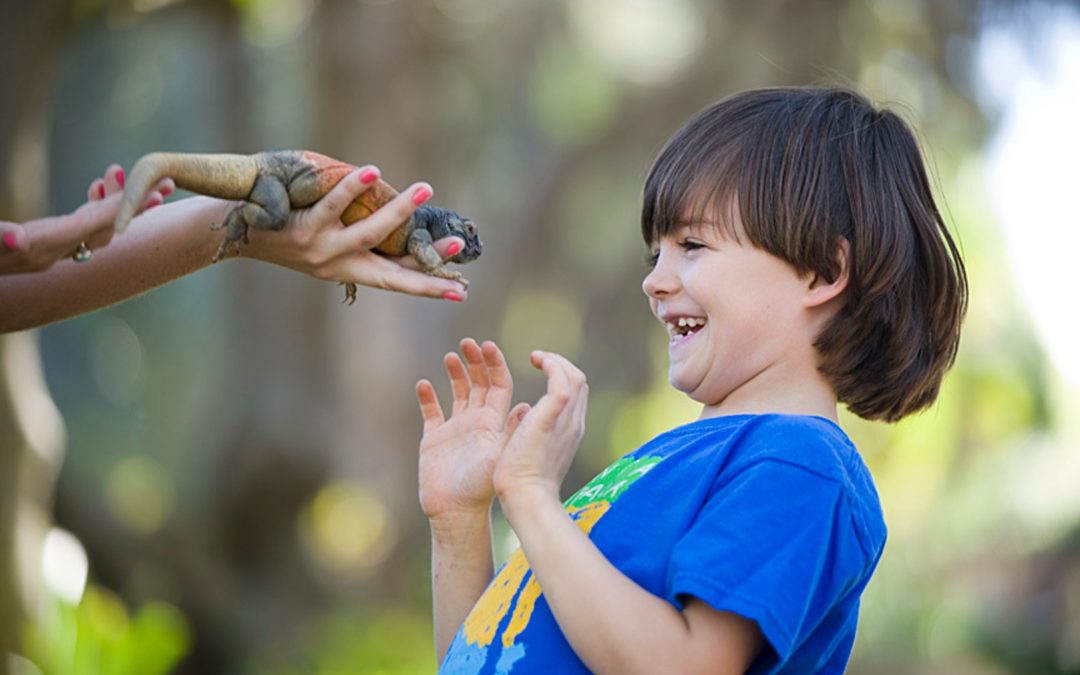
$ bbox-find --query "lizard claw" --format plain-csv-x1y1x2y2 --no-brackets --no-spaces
339,281,358,305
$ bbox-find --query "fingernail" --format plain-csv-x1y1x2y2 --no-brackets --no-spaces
160,185,173,197
441,291,464,302
116,168,125,188
3,233,16,250
447,242,462,256
412,186,432,206
97,184,106,199
146,197,162,210
359,169,378,184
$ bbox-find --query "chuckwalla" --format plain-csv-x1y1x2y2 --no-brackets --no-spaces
114,150,482,303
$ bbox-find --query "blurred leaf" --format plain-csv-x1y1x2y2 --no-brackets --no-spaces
21,585,189,675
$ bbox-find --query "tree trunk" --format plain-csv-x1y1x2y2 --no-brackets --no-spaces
0,1,76,670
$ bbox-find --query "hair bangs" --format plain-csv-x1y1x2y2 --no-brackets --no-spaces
641,116,745,247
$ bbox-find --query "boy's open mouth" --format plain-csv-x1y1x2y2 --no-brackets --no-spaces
665,316,708,343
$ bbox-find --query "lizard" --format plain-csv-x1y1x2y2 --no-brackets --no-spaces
113,150,482,304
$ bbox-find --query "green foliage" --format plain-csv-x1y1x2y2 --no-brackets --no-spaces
21,585,190,675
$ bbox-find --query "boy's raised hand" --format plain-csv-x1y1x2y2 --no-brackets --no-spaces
493,350,588,508
416,339,521,520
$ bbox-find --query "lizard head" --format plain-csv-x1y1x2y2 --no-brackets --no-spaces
418,207,483,264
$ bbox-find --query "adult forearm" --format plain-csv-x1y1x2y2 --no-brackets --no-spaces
430,511,496,662
0,197,231,332
500,489,708,675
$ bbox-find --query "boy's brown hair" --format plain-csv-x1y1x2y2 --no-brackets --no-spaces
642,87,968,422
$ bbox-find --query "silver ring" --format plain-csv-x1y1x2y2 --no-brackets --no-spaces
72,242,93,263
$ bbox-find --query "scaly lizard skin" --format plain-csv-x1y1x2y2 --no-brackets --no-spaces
114,150,482,303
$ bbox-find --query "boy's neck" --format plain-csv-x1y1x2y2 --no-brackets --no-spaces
697,358,840,423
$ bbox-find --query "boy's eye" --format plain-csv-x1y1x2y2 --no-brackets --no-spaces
679,239,704,251
644,250,660,268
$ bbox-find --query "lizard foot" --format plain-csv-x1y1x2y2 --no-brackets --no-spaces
339,282,358,306
210,212,250,263
423,265,469,289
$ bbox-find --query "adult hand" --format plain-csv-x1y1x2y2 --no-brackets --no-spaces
241,166,469,301
416,339,523,521
493,351,588,507
0,164,172,275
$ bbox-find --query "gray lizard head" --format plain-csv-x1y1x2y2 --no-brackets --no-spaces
417,206,483,263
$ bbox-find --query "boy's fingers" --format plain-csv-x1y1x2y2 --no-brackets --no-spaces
545,352,588,430
535,351,588,392
527,352,573,429
481,341,513,413
444,352,471,413
338,181,433,252
415,379,445,429
461,338,489,406
504,402,531,438
567,383,589,436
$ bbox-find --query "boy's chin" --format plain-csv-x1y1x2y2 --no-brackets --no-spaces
668,371,708,401
669,371,726,407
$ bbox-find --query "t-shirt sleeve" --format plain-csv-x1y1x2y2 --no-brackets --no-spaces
665,459,868,662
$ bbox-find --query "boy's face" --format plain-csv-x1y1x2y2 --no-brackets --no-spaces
642,217,815,409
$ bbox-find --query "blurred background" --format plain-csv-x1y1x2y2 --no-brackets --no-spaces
1,0,1078,673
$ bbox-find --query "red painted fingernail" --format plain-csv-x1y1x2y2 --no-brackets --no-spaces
413,187,432,206
160,185,173,197
97,184,106,199
3,233,16,250
441,291,464,302
146,197,162,210
359,169,378,184
116,168,125,188
447,242,462,256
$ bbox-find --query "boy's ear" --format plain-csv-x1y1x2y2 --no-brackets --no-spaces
804,238,850,308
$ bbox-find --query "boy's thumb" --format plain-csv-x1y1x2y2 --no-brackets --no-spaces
504,403,531,437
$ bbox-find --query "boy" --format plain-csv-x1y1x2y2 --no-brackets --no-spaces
416,87,967,673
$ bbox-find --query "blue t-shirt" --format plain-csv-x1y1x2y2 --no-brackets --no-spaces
440,414,887,674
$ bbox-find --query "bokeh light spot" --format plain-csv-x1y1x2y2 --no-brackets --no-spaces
90,317,146,408
565,0,704,86
41,528,89,606
529,39,620,146
299,481,397,578
105,456,174,535
499,288,584,364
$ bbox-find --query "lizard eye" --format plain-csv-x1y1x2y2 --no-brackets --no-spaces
465,220,476,236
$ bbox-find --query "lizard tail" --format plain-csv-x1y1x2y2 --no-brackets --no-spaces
114,152,260,231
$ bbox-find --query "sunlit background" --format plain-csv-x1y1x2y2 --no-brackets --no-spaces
1,0,1079,673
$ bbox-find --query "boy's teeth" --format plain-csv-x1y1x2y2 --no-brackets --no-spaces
664,317,706,337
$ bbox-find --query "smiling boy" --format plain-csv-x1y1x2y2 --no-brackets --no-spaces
416,86,967,674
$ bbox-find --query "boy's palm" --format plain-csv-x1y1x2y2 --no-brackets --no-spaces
417,339,515,519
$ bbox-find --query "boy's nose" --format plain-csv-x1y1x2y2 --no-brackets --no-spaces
642,260,677,299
